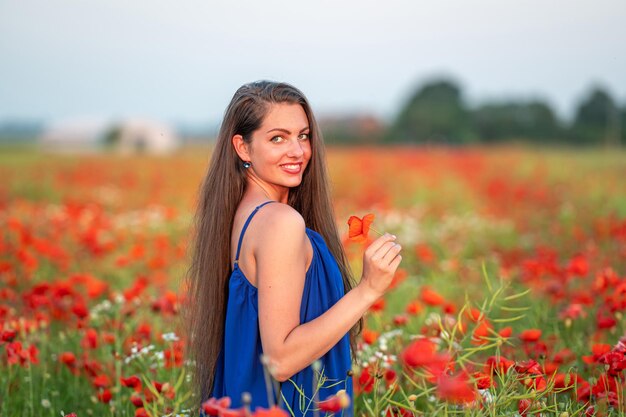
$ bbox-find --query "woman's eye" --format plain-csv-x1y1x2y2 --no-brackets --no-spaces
298,133,310,141
270,136,284,143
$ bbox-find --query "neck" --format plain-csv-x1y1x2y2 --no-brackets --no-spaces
246,177,289,204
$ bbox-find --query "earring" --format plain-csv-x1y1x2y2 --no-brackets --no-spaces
243,161,251,169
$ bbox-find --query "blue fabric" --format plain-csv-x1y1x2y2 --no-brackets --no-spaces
211,202,354,416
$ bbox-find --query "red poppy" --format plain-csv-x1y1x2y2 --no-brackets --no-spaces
253,406,290,417
369,298,386,312
317,390,351,413
121,375,142,390
362,329,379,345
436,372,477,404
519,329,542,343
347,214,375,242
498,327,513,338
485,356,514,375
1,329,17,342
130,392,143,407
135,408,149,417
518,399,532,416
357,367,375,393
415,243,435,263
92,374,111,389
405,300,423,315
420,286,445,306
471,320,493,345
472,371,493,389
401,338,436,367
97,388,112,403
202,397,231,416
59,352,76,368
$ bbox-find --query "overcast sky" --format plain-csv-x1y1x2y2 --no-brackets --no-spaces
1,0,625,126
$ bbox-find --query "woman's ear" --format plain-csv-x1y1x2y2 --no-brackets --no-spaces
232,134,251,161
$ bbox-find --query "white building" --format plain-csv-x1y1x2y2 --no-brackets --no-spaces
40,118,180,154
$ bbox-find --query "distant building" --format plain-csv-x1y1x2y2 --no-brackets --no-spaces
40,118,180,154
318,114,385,144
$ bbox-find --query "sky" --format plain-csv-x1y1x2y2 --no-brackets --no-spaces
1,0,625,127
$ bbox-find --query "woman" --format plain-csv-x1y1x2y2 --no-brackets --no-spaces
185,81,402,416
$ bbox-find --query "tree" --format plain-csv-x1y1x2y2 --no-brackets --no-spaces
471,100,561,143
571,87,620,146
387,79,472,144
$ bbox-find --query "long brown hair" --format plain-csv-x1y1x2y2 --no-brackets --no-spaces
183,81,361,405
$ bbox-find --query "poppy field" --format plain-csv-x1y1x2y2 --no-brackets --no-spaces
1,145,625,417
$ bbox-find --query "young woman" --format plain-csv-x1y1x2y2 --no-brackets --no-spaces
185,81,402,416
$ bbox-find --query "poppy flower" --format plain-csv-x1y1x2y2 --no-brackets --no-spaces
401,338,436,368
362,329,379,345
369,298,386,312
121,375,142,390
420,286,445,306
92,374,111,389
485,356,514,375
347,214,375,242
97,388,112,403
519,329,542,343
1,329,17,342
405,300,423,315
253,406,290,417
135,408,149,417
436,372,477,404
317,390,351,413
498,327,513,338
130,392,143,407
518,399,532,416
357,367,375,393
472,371,493,389
471,320,493,345
59,352,76,368
202,397,232,416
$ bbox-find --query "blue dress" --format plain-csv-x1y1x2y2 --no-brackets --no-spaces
211,201,354,416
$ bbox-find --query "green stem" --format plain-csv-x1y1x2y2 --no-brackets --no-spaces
28,362,34,417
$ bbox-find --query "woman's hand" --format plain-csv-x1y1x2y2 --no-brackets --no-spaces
358,233,402,301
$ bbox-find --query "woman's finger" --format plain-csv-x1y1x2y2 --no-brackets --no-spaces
366,233,396,255
381,243,402,263
371,241,398,261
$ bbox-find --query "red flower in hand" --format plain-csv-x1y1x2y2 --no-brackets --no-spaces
347,214,375,242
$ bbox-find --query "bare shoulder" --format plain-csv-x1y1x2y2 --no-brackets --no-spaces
256,202,306,233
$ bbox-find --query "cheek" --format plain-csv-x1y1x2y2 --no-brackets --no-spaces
303,142,313,161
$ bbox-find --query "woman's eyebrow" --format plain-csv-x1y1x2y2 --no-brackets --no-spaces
266,126,310,134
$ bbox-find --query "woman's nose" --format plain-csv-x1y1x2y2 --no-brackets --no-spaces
287,138,305,158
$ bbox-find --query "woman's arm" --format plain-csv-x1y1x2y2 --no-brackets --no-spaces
254,204,401,382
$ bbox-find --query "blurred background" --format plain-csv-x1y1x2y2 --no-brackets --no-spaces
1,0,625,150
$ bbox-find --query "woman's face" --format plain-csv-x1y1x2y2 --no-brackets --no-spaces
245,102,312,192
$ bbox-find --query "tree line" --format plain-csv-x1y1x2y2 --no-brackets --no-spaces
385,79,625,146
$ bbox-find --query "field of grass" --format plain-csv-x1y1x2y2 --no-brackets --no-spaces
0,144,625,416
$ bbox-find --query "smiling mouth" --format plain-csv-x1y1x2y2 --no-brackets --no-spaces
280,163,303,174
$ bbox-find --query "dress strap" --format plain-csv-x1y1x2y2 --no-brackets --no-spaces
234,201,276,264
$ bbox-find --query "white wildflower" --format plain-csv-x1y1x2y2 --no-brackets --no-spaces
162,332,179,342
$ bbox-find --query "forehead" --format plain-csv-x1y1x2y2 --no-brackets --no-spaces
260,103,309,130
